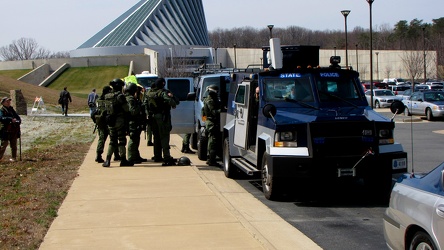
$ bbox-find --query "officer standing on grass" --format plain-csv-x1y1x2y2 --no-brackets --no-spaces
124,83,147,164
93,86,120,163
102,79,132,167
202,84,221,166
147,78,179,166
0,97,21,162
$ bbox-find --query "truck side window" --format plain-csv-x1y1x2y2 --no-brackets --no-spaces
235,85,246,104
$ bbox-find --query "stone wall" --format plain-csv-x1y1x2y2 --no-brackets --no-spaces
9,90,27,116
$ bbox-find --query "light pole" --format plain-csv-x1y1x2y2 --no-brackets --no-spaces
367,0,374,108
267,25,274,39
355,44,359,71
423,27,427,84
341,10,351,69
233,44,237,69
215,47,218,65
375,52,379,81
334,46,337,56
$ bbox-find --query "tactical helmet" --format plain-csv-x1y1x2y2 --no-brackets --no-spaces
155,78,166,89
102,86,112,95
207,84,219,92
177,156,191,166
109,78,125,87
124,83,138,95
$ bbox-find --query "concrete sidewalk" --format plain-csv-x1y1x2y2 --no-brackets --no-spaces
39,134,321,250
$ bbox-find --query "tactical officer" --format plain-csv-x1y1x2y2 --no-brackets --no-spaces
125,83,147,164
202,84,221,166
103,78,133,167
94,86,120,163
146,78,179,166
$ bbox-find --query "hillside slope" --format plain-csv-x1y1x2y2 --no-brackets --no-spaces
0,75,87,113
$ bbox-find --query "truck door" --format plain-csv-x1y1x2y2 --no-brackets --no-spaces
165,77,195,134
233,83,250,149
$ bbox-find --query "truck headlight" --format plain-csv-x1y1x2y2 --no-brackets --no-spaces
274,132,297,147
379,129,394,144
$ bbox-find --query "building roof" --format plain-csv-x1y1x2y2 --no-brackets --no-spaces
78,0,209,49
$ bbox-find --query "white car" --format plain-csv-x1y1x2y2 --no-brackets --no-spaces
365,89,402,108
383,162,444,249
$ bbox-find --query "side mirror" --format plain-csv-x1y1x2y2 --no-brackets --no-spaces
186,92,196,101
262,104,277,118
390,100,405,115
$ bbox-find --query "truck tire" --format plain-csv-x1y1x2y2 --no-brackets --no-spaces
190,132,197,150
197,127,208,161
261,152,280,200
223,138,237,178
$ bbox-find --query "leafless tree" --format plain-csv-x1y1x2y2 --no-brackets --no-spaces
401,50,425,84
0,37,51,61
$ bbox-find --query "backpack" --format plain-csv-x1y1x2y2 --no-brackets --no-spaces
104,92,120,116
93,100,107,129
146,89,164,114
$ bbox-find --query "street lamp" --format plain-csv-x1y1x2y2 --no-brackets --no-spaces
423,27,427,84
375,52,379,81
367,0,374,108
267,25,274,39
215,47,218,65
233,44,237,69
334,46,337,56
355,44,359,71
341,10,351,69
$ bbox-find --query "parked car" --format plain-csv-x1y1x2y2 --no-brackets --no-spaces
402,91,444,120
390,85,411,96
383,162,444,250
365,89,402,108
399,85,429,100
383,78,406,85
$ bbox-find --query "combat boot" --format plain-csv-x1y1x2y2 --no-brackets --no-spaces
120,159,134,167
102,157,111,167
95,155,104,163
181,144,195,154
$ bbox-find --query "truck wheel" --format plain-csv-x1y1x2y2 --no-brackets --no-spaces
364,171,392,204
197,127,207,161
223,138,237,178
261,152,280,200
190,132,197,150
426,108,434,121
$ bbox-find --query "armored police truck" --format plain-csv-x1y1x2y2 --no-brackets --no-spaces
222,39,407,200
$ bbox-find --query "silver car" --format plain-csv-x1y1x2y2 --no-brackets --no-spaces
402,91,444,121
365,89,402,108
383,162,444,250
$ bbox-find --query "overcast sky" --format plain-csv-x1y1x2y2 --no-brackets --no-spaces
1,0,443,53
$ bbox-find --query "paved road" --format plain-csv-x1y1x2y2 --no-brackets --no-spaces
230,110,444,249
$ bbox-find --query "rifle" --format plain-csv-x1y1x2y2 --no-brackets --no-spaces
93,124,97,134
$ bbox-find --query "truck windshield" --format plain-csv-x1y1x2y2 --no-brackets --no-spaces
263,76,314,102
316,76,361,102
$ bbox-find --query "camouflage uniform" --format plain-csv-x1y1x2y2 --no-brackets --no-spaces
103,79,132,167
146,78,179,166
202,85,221,166
95,86,119,163
125,84,146,163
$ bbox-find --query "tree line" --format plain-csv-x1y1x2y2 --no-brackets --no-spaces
2,17,443,69
209,17,444,66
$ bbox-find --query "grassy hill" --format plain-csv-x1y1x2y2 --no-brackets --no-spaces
0,66,129,113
